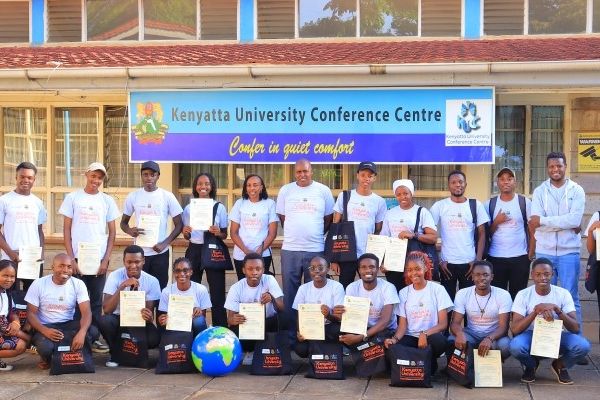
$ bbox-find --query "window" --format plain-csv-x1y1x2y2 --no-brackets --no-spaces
86,0,139,41
144,0,196,40
298,0,357,38
421,0,461,36
0,104,141,235
484,0,524,35
0,1,29,43
257,0,295,39
47,0,82,42
360,0,418,36
200,0,238,40
529,0,586,34
595,0,600,31
492,105,563,194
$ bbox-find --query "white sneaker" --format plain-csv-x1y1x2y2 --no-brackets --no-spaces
105,359,119,368
242,352,254,366
92,340,109,353
0,360,13,371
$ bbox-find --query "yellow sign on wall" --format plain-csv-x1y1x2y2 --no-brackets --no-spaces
578,133,600,172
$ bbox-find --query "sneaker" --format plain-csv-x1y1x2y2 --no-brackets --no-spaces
242,352,253,366
551,360,574,385
0,361,13,371
342,346,351,357
521,358,539,383
105,359,119,368
92,340,109,353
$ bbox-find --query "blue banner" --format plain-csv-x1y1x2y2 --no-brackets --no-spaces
129,88,494,164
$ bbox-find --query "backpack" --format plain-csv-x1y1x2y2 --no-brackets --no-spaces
468,199,490,260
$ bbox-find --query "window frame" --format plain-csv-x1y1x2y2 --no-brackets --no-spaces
0,0,31,43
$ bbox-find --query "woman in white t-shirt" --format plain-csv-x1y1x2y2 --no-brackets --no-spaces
157,257,212,336
0,260,30,371
182,172,228,327
384,251,452,375
380,179,438,293
229,175,278,280
585,211,600,341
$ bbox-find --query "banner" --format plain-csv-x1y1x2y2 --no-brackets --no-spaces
129,88,494,164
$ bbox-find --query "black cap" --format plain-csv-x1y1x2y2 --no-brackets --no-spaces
357,161,377,175
141,161,160,173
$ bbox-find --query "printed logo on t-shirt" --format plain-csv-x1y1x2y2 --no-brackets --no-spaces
76,205,101,225
349,203,371,222
448,213,469,231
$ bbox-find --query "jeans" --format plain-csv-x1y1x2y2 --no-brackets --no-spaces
448,327,511,360
509,329,591,369
536,252,582,328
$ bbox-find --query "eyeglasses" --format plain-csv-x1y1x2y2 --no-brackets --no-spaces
308,265,326,272
173,268,191,274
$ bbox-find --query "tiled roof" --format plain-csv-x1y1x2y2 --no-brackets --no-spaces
0,37,599,69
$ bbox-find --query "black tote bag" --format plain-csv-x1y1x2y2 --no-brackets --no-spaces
201,202,233,270
50,328,95,375
305,341,345,380
446,342,474,388
350,338,388,377
388,343,432,388
155,330,196,374
250,332,293,375
325,191,357,263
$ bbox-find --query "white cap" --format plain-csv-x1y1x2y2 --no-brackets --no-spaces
392,179,414,195
86,162,107,176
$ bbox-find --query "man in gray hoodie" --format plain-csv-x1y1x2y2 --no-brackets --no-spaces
529,151,585,330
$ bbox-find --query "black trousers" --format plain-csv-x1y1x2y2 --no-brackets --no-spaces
31,320,99,363
338,260,358,289
487,254,530,300
229,315,281,352
233,256,273,281
397,333,449,374
293,321,341,358
185,243,227,327
440,263,473,301
97,314,160,360
76,273,106,330
143,250,170,290
385,271,406,294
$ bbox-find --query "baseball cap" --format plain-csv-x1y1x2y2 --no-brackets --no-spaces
141,161,160,173
497,167,515,178
357,161,377,175
86,162,107,176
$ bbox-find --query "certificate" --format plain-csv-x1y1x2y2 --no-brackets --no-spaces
340,295,370,336
77,242,101,275
298,303,325,340
383,237,408,272
120,291,146,327
17,246,42,280
166,294,194,332
365,234,389,266
530,316,563,359
474,350,503,387
238,303,265,340
136,214,160,248
189,198,213,231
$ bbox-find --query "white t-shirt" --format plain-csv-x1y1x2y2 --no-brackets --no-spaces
430,198,489,264
229,198,277,260
123,188,183,255
398,281,453,337
224,274,283,318
59,190,120,257
276,181,334,252
381,204,437,239
584,211,599,241
103,267,162,315
292,279,345,310
0,191,47,260
454,286,512,335
485,195,531,258
345,278,399,330
158,282,212,312
333,190,387,256
182,200,227,245
25,275,89,325
511,285,576,331
0,292,9,317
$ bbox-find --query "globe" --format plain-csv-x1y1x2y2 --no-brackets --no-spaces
191,326,242,376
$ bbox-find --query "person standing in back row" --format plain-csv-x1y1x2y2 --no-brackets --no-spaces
485,167,532,299
121,161,183,290
430,170,488,300
330,162,386,288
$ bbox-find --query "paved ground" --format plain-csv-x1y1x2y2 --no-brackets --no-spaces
1,344,599,400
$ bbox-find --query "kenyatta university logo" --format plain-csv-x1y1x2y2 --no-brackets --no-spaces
132,102,169,144
445,99,493,147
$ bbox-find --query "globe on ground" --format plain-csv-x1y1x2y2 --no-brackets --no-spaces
191,326,242,376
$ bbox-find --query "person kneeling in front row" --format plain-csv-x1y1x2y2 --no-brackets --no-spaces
98,245,162,368
225,252,285,365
